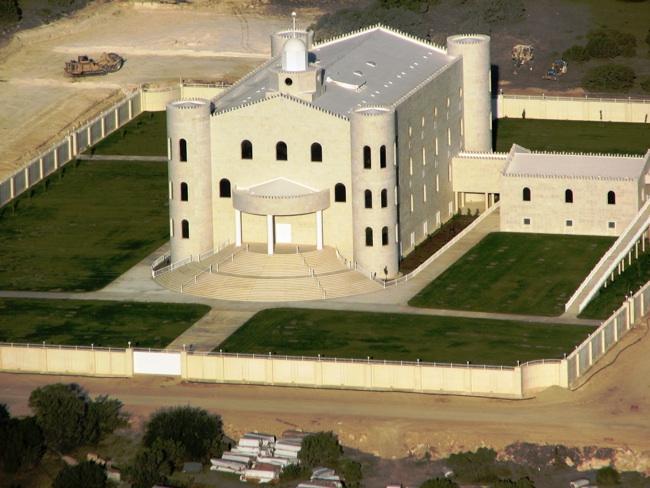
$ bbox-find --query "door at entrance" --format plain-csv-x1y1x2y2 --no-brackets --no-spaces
275,223,292,243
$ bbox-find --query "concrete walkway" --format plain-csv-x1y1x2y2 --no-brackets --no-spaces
77,155,167,161
0,205,601,351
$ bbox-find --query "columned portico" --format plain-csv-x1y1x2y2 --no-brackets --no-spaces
232,177,330,255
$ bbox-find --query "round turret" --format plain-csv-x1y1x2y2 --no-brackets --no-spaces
271,29,314,57
447,34,492,152
282,37,308,72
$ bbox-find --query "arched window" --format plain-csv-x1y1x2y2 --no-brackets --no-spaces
311,143,322,162
381,189,388,208
608,191,616,205
565,189,573,203
180,182,188,201
365,227,373,246
181,219,190,239
364,189,372,209
523,187,531,201
334,183,346,202
363,146,371,169
380,145,387,168
382,226,388,246
219,178,231,198
276,141,287,161
179,139,187,162
241,140,253,159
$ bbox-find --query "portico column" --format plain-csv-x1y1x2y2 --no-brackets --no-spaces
267,215,274,255
235,209,242,247
316,210,323,250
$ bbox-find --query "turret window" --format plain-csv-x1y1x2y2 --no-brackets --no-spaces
179,139,187,162
220,178,231,198
565,189,574,203
608,191,616,205
180,182,188,201
523,187,531,201
365,189,372,209
382,226,388,246
381,189,388,208
365,227,373,246
276,141,288,161
380,145,386,168
363,146,371,169
241,140,253,160
311,143,323,162
334,183,346,202
181,220,190,239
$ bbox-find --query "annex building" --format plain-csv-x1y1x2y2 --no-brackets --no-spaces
165,22,650,282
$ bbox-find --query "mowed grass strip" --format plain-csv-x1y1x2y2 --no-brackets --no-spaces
0,160,168,291
494,118,650,155
0,298,210,349
216,308,593,366
88,111,167,156
409,233,615,316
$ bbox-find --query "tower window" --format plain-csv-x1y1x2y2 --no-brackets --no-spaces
180,182,188,201
311,143,322,162
608,191,616,205
382,226,388,246
565,189,574,203
381,189,388,208
241,140,253,159
335,183,346,202
363,146,371,169
365,227,373,246
276,141,288,161
181,220,190,239
365,189,372,209
220,178,231,198
523,187,531,201
380,145,386,168
179,139,187,162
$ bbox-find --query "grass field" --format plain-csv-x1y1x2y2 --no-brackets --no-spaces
409,233,614,316
216,308,594,366
493,119,650,154
88,111,167,156
0,160,168,291
0,298,210,348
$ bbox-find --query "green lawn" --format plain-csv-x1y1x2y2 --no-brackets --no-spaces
580,251,650,320
0,298,209,349
409,233,614,316
0,160,168,291
88,111,167,156
494,119,650,154
216,308,593,366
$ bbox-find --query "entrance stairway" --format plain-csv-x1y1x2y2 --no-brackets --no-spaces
565,199,650,314
154,245,383,302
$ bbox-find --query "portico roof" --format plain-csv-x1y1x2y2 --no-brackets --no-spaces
233,177,330,215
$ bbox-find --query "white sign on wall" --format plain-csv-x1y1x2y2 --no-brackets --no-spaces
134,351,182,376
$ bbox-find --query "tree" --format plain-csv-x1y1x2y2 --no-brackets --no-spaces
646,29,650,50
125,447,173,488
28,383,127,452
581,64,636,93
53,460,107,488
446,447,499,484
342,459,363,483
420,478,459,488
279,463,312,482
563,45,591,62
0,416,46,472
298,431,343,469
493,478,535,488
596,466,621,485
0,0,21,25
143,406,224,463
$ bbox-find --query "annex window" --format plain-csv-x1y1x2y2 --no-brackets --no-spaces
566,220,573,227
311,143,322,162
219,178,231,198
381,189,388,208
241,140,253,159
364,189,372,209
380,145,387,168
181,219,190,239
180,182,188,201
382,226,389,246
276,141,288,161
608,221,616,229
608,191,616,205
365,227,373,246
334,183,346,202
523,187,531,201
565,189,574,203
363,146,372,169
523,218,531,225
179,139,187,162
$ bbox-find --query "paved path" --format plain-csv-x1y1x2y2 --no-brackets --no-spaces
76,155,167,161
0,205,601,351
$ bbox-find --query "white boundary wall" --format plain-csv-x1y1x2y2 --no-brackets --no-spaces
494,94,650,123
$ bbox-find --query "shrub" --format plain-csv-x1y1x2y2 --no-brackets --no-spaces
563,44,590,62
596,466,620,485
342,459,363,483
125,447,173,488
0,0,20,24
640,77,650,93
585,28,637,58
447,447,500,484
53,460,107,488
581,64,635,93
420,478,459,488
280,463,312,481
586,36,621,58
298,431,343,469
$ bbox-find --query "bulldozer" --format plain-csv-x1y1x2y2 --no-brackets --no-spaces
64,53,124,77
512,44,534,67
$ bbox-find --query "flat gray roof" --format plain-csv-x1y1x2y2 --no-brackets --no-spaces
504,152,648,180
213,26,454,117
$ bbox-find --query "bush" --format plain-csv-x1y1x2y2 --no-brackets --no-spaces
563,44,591,62
585,28,637,58
0,416,45,472
586,36,622,58
446,447,500,484
125,447,173,488
596,466,620,485
420,478,459,488
0,0,20,24
143,406,224,463
581,64,636,93
298,431,343,469
640,77,650,92
53,460,107,488
280,463,312,481
342,459,363,483
493,478,535,488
